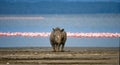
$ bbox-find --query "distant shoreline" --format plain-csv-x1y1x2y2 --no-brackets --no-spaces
0,47,119,52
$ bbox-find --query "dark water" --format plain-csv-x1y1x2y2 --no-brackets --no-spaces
0,1,120,14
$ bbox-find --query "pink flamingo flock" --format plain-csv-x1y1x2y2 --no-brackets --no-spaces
0,32,120,38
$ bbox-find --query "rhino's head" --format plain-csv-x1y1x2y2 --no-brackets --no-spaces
53,27,64,44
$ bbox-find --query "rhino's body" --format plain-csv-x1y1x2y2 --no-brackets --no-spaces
50,27,67,52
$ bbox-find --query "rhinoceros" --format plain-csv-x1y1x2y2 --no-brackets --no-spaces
50,27,67,52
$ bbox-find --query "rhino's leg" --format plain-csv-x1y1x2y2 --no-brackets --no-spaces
55,44,59,52
53,45,56,52
54,44,62,52
58,44,61,52
61,43,65,52
55,44,57,52
51,44,56,52
55,44,60,52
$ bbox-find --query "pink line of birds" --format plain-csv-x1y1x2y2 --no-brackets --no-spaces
0,32,120,38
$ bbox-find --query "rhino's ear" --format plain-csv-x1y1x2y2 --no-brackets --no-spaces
61,29,64,32
52,28,55,31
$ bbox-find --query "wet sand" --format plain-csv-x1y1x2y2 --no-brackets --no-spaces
0,47,119,65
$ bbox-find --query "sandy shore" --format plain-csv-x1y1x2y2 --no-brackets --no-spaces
0,47,119,65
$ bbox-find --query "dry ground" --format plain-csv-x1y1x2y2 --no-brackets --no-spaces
0,47,119,65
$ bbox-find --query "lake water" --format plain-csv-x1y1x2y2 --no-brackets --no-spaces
0,14,120,47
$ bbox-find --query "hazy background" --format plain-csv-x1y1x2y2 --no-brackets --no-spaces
0,0,120,47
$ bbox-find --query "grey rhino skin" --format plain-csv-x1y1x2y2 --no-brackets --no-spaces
50,27,67,52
